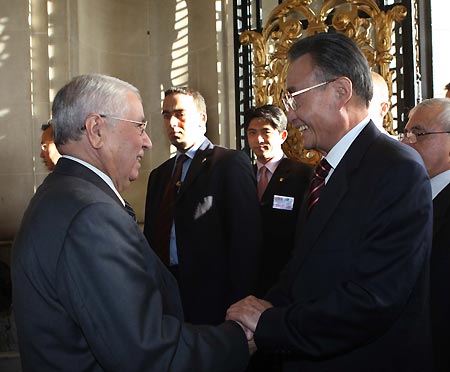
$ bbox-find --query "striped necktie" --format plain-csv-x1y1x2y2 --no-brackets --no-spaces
124,200,137,221
307,158,332,214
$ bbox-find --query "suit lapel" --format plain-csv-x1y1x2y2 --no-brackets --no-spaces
294,122,381,268
261,158,290,202
54,157,124,208
433,183,450,237
178,138,214,198
162,157,177,184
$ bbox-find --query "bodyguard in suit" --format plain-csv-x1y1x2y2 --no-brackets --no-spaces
144,87,261,325
244,105,312,296
400,98,450,372
227,32,433,371
12,74,250,371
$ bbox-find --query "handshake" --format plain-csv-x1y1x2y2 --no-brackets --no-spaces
226,295,273,354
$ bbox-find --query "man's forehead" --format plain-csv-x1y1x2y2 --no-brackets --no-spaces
286,56,315,90
248,118,274,129
409,106,441,127
163,93,194,106
41,129,54,142
127,92,145,116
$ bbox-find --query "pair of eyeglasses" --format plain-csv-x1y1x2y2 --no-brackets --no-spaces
282,78,338,112
398,130,450,144
100,114,148,135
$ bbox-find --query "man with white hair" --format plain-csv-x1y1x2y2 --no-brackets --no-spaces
400,97,450,372
12,74,250,372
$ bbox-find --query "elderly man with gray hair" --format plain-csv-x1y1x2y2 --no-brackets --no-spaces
12,73,250,372
400,97,450,372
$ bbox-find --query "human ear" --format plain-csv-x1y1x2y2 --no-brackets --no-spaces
335,77,352,104
85,114,105,149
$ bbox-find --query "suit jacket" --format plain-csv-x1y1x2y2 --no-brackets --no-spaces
254,122,433,371
431,183,450,372
257,158,313,296
12,158,249,372
144,138,261,325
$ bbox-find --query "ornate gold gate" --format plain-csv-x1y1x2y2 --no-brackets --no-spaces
240,0,406,164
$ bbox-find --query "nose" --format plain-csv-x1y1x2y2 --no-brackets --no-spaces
142,130,152,149
286,109,297,122
257,134,265,143
169,115,179,128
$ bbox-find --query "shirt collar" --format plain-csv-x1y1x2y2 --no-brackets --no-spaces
430,169,450,199
62,155,125,206
256,149,285,175
325,116,371,170
177,136,206,160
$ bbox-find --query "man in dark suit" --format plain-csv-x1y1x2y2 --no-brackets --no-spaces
400,97,450,372
244,105,312,296
227,32,433,371
12,74,250,371
144,87,261,325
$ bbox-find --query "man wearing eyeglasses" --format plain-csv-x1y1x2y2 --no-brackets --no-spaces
401,97,450,372
40,122,61,171
144,87,261,326
227,32,433,371
12,74,251,371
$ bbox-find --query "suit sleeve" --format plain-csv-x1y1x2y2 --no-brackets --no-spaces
256,157,432,358
223,151,262,303
57,202,249,372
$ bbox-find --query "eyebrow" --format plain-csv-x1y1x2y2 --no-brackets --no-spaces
410,125,426,131
161,109,185,114
286,86,296,93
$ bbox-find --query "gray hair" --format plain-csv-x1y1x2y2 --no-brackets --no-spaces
51,73,141,145
409,98,450,131
288,32,373,107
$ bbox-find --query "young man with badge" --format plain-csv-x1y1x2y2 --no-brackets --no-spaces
245,105,313,296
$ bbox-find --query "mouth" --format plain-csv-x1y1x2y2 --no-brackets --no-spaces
298,124,309,132
169,130,182,137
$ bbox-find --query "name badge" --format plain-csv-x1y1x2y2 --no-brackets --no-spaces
273,195,294,210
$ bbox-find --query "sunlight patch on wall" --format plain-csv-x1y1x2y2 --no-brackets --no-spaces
47,1,55,102
215,0,223,137
0,108,11,117
171,0,189,86
28,0,35,117
0,17,10,69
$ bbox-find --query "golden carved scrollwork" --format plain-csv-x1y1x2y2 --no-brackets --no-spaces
240,0,406,165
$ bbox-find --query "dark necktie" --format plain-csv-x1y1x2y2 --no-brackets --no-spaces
124,200,137,221
307,158,332,215
258,166,269,201
153,154,188,265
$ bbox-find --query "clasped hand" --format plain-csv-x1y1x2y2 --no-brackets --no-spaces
226,295,273,342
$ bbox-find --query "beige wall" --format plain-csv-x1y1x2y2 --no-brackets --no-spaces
0,0,237,241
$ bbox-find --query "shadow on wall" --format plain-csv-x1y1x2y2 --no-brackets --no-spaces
0,241,17,351
0,241,20,372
